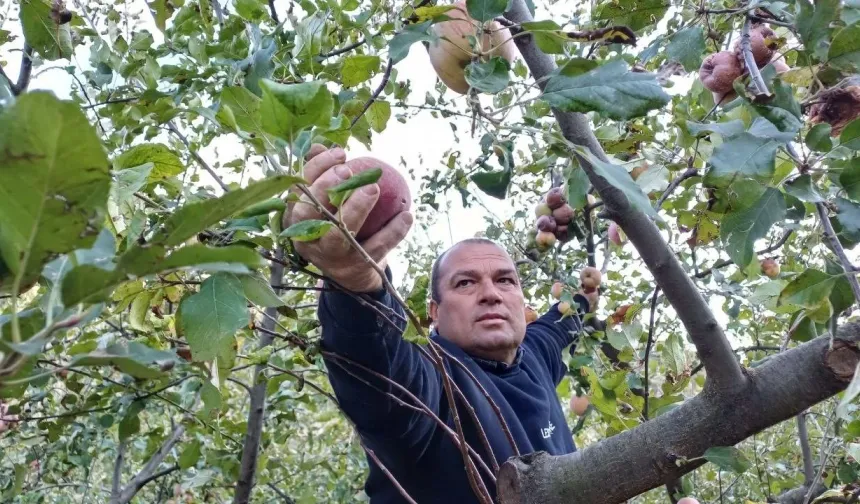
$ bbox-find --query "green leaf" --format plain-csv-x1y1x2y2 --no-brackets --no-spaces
239,272,284,307
784,175,824,203
118,400,144,441
778,269,837,308
704,133,779,188
565,160,591,209
341,55,381,87
367,100,391,133
295,11,326,57
280,220,334,241
685,120,745,139
592,0,669,32
806,123,833,151
720,188,786,268
571,145,659,219
147,0,176,31
838,362,860,419
114,143,185,182
520,20,569,54
703,446,751,474
797,0,840,61
665,26,705,71
112,164,154,208
835,196,860,242
389,21,436,64
542,59,671,121
152,175,304,247
235,0,269,21
200,381,222,419
236,198,286,218
750,81,802,135
661,333,686,376
62,245,265,306
464,57,511,94
179,440,202,470
0,91,110,291
179,273,248,362
128,290,155,332
327,168,382,207
470,166,512,199
466,0,509,23
20,0,73,60
219,86,264,135
261,79,333,141
828,23,860,71
410,5,458,22
840,159,860,201
72,341,180,379
841,118,860,150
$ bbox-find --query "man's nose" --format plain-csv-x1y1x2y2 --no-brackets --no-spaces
478,280,503,304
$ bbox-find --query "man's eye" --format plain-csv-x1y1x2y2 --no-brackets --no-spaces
456,279,473,287
499,278,515,284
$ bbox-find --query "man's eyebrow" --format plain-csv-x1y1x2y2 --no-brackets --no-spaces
449,268,519,280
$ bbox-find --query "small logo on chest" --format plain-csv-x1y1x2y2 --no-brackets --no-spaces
540,420,555,439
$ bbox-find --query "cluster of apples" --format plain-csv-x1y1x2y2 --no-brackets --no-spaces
533,188,576,250
698,24,788,104
549,266,602,316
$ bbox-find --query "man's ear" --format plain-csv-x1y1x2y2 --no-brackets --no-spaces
429,300,438,322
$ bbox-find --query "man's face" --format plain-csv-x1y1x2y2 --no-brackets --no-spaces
429,242,527,364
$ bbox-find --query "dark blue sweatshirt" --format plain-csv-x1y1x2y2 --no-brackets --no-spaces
318,269,588,503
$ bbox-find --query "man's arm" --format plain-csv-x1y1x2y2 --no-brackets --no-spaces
522,295,589,385
319,267,442,448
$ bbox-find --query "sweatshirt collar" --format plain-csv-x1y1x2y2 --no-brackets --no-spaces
429,329,523,373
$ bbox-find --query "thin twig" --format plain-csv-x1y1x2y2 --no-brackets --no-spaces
115,424,185,503
15,43,33,95
656,168,698,209
350,58,393,128
111,441,127,501
642,287,661,421
320,38,368,58
267,0,280,23
694,229,793,279
363,445,419,504
322,351,496,481
166,121,231,193
211,0,225,25
816,203,860,308
797,412,815,485
81,97,139,109
740,18,770,97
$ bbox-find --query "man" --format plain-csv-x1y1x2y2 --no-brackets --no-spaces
287,145,592,503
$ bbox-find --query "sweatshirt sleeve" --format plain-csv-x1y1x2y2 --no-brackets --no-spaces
522,294,589,385
318,267,441,451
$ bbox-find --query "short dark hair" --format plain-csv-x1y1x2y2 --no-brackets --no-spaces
429,237,507,303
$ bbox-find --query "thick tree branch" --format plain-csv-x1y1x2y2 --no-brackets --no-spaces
233,248,286,504
504,0,744,391
497,323,860,504
111,440,127,501
115,424,185,503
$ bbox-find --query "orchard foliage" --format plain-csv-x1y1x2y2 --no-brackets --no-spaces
1,0,860,503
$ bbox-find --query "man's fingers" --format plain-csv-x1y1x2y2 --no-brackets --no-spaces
301,163,353,211
305,143,328,162
303,147,346,185
338,183,380,235
360,211,414,263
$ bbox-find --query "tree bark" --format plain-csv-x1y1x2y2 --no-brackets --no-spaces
497,325,860,504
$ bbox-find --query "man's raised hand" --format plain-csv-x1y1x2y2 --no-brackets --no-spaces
285,144,413,293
